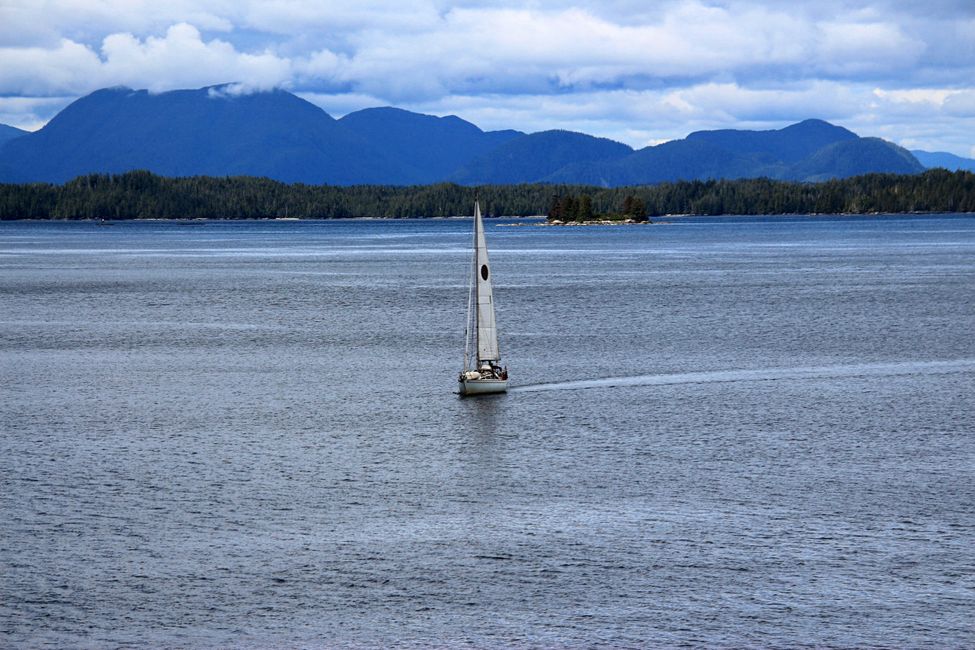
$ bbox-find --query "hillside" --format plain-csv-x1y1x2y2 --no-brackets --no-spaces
339,107,521,183
450,130,633,184
912,150,975,172
792,137,923,182
0,123,27,145
0,86,408,184
545,120,923,185
0,85,931,186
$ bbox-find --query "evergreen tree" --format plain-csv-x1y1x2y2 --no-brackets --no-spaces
622,195,635,218
577,194,594,221
560,196,578,222
629,196,647,221
547,194,563,221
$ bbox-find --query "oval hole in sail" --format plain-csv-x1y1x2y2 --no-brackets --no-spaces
480,264,489,281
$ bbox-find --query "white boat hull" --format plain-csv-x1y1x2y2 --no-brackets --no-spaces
459,378,509,396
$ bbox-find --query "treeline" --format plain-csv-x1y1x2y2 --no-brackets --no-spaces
1,168,973,220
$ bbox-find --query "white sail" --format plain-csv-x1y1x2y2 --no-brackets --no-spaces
473,202,500,363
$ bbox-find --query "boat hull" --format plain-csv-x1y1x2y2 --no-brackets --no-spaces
459,378,509,396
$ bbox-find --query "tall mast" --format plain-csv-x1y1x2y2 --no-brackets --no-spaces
463,208,477,371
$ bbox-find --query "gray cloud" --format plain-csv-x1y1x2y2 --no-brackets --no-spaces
0,0,972,155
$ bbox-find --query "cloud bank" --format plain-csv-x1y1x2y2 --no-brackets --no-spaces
1,0,973,155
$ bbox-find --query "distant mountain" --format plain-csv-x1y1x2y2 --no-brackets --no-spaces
912,150,975,172
0,85,931,186
450,130,633,184
687,119,860,163
0,123,27,145
791,137,923,181
545,120,923,185
339,107,521,183
546,138,731,186
0,86,410,184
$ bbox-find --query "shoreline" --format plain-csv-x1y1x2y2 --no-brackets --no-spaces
2,211,974,224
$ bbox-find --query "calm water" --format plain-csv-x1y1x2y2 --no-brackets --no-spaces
2,215,974,648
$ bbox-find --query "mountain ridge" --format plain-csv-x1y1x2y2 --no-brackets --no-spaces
0,86,411,184
911,150,975,172
450,130,634,185
338,106,522,183
0,85,933,186
0,123,27,145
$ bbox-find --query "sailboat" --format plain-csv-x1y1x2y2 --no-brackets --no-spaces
458,201,509,395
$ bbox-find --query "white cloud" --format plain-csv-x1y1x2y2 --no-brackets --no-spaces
100,23,291,92
0,23,292,96
0,0,236,41
943,91,975,118
295,49,346,81
815,20,924,77
870,87,975,125
239,0,441,37
0,0,972,155
0,38,105,96
873,89,955,105
670,82,863,123
325,5,810,99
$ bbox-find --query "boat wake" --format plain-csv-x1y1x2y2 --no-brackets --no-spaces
510,359,975,393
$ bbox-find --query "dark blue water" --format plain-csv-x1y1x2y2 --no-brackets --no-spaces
2,215,974,647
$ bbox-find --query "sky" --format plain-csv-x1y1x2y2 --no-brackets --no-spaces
1,0,974,156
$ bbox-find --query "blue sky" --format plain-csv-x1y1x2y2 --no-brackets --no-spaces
1,0,973,156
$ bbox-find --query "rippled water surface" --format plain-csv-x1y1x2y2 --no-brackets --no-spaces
2,215,974,647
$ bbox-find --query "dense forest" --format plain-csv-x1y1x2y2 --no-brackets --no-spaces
0,169,973,220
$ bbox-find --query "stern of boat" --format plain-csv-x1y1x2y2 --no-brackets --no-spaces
459,377,509,396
